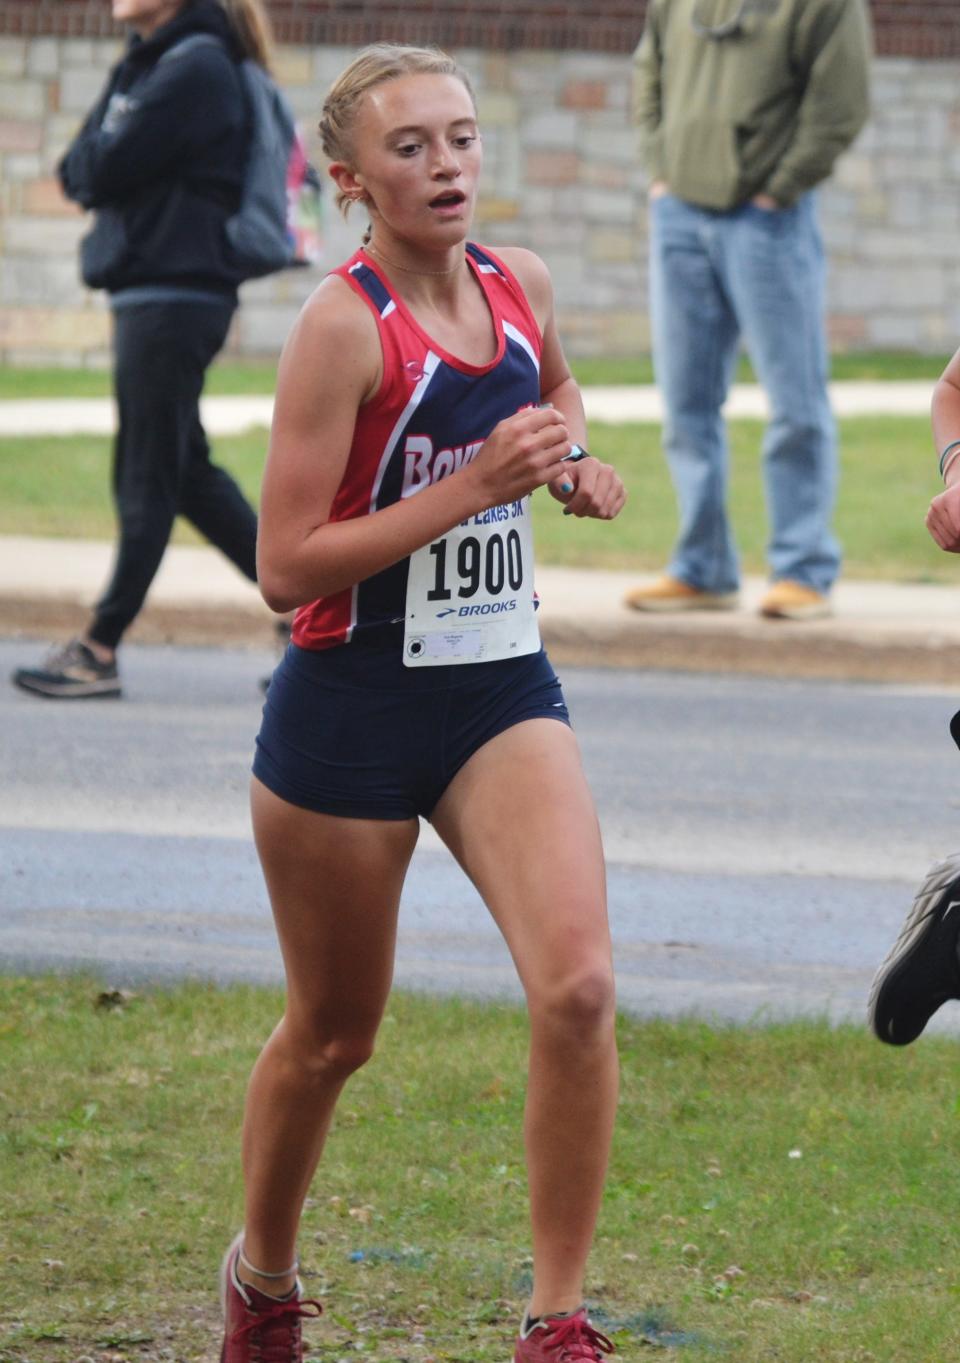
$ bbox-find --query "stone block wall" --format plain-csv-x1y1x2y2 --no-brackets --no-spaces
0,34,115,363
1,2,960,363
822,58,960,351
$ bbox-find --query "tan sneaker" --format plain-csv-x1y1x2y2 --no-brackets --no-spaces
623,575,739,613
759,580,831,620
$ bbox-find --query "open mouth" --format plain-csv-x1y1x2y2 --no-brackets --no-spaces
429,190,466,209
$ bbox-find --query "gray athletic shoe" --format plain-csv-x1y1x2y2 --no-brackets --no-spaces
868,852,960,1045
12,639,121,700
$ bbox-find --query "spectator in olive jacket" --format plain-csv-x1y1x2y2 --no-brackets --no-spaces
626,0,871,621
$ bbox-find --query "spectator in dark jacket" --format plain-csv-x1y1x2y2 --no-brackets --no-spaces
13,0,274,700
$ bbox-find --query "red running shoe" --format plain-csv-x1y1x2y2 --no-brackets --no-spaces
514,1307,615,1361
219,1233,322,1363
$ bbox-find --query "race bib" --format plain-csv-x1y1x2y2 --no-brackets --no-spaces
403,496,540,666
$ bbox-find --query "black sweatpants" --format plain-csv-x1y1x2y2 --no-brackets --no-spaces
89,297,259,650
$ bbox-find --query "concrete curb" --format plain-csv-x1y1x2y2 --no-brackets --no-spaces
4,540,960,685
6,597,960,685
540,615,960,684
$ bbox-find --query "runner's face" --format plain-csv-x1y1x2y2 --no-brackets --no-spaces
112,0,185,36
350,73,481,247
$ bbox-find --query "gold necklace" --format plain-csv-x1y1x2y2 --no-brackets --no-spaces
364,242,465,278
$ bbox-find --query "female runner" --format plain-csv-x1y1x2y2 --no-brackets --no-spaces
220,42,626,1363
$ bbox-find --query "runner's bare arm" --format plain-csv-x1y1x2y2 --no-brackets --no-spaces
927,348,960,552
932,350,960,462
500,248,626,522
257,277,574,612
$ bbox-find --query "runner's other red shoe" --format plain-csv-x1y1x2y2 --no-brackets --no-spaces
514,1307,615,1361
219,1233,322,1363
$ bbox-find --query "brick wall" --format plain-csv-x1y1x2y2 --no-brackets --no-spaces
1,2,958,57
869,1,960,59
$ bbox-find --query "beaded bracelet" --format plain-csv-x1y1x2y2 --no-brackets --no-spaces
939,438,960,479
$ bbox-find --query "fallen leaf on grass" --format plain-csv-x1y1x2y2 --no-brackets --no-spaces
95,1329,155,1347
479,1076,505,1101
94,990,135,1011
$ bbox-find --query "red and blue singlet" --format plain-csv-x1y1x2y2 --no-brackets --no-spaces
292,242,544,665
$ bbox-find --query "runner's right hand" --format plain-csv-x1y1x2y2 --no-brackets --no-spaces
466,406,572,510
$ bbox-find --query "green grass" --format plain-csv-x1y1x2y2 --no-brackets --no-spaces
533,416,949,584
0,351,950,399
3,976,960,1361
0,415,948,582
0,361,279,400
570,351,951,388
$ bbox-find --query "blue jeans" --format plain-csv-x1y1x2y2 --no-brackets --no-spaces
649,192,839,595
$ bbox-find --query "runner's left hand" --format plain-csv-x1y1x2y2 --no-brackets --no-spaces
548,456,626,520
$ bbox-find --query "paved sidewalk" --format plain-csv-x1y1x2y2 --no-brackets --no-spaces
3,380,958,684
0,379,936,436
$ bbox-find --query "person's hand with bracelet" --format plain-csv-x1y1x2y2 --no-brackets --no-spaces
928,351,960,552
927,454,960,552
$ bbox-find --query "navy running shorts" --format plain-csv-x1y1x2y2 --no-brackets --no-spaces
253,629,571,821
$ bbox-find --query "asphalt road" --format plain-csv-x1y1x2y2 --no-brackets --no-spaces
4,637,960,1029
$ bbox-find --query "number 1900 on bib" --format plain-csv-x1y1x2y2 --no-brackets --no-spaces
403,499,541,666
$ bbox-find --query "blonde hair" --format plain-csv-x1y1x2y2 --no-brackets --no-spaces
320,43,476,219
218,0,274,70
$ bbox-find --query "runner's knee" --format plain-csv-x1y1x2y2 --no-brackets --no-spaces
282,1013,380,1083
529,962,616,1042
